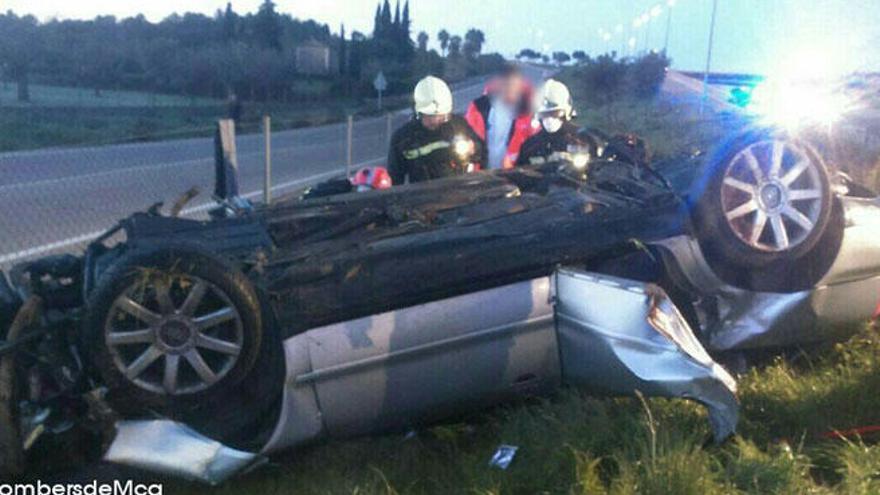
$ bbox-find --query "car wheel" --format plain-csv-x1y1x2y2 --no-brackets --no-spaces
694,129,833,268
84,246,262,414
0,297,41,479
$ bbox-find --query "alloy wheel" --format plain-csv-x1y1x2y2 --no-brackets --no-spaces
104,273,244,396
720,139,825,252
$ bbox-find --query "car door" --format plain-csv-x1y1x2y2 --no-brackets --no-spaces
298,277,559,437
553,268,739,441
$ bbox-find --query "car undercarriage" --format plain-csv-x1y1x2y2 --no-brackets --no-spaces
2,125,879,483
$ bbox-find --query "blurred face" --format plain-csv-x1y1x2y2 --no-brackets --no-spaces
496,73,526,106
420,113,450,131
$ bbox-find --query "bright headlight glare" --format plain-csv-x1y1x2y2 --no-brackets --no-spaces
452,136,471,158
572,153,590,169
750,80,849,129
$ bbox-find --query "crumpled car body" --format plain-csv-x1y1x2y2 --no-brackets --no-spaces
2,132,879,482
102,267,737,484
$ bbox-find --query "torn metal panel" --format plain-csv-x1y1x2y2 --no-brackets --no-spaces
656,196,880,351
553,269,738,442
705,277,880,350
104,420,263,485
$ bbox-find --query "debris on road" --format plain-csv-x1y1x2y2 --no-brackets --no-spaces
489,444,518,470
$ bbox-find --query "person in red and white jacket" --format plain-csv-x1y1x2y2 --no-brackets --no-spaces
465,65,539,170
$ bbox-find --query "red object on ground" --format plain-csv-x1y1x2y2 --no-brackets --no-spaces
351,166,393,191
819,425,880,440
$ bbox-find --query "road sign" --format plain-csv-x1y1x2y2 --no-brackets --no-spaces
373,71,388,92
374,71,388,109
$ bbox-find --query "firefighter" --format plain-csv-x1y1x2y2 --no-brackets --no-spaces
465,64,539,169
517,79,588,168
388,76,483,184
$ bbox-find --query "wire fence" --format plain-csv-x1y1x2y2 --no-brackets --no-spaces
0,76,489,271
0,109,413,270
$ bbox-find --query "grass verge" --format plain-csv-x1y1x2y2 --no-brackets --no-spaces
158,323,880,494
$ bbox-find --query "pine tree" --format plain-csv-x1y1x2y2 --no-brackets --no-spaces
373,4,382,38
393,1,400,29
398,0,413,61
380,0,392,40
401,1,411,45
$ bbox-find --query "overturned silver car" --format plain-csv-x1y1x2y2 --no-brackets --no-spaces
1,125,878,483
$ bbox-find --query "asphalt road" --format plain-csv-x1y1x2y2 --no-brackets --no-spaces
662,70,735,111
0,75,512,267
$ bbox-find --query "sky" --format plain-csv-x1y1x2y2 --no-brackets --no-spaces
5,0,880,74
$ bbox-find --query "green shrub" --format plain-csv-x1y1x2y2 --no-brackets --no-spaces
567,52,671,107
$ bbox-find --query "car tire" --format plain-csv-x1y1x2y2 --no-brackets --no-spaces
0,297,41,480
692,128,833,268
83,245,264,418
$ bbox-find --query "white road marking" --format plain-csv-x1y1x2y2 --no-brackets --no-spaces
0,158,383,265
0,132,387,193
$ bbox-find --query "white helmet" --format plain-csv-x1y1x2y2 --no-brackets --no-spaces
413,76,453,116
536,79,573,119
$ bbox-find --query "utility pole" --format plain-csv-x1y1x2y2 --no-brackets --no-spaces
664,2,674,53
263,115,271,205
701,0,719,115
346,115,353,177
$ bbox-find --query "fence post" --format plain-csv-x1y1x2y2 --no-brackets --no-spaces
386,112,393,149
346,115,354,177
214,119,239,200
263,115,272,205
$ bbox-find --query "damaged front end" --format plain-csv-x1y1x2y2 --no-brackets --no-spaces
656,197,880,352
104,421,263,485
0,261,121,480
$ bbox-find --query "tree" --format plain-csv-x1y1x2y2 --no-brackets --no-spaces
630,51,670,98
0,13,40,101
448,35,462,57
222,2,237,42
373,4,382,38
396,0,413,62
552,51,571,66
380,0,392,36
572,50,588,64
339,23,348,76
463,29,485,60
517,48,540,61
437,29,449,56
541,54,550,64
253,0,281,50
0,5,505,107
400,1,411,47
